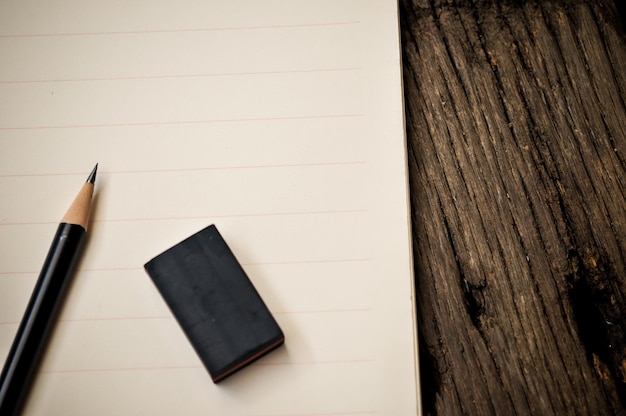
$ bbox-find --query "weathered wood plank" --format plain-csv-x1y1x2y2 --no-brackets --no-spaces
400,1,626,414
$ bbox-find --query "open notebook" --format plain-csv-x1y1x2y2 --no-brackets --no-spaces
0,1,421,414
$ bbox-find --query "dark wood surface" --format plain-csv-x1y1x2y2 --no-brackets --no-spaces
400,1,626,414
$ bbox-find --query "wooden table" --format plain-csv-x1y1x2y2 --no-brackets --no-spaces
400,1,626,414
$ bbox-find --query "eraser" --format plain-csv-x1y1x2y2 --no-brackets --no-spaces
144,224,284,383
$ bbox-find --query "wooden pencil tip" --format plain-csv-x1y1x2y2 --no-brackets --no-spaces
87,164,98,184
63,166,96,227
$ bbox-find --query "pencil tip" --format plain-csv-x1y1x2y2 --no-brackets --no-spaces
87,163,98,184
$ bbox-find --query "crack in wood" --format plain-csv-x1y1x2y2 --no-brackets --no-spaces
566,247,626,407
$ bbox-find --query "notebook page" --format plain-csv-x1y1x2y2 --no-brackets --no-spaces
0,1,421,415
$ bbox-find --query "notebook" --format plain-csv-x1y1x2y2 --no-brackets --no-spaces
0,1,421,415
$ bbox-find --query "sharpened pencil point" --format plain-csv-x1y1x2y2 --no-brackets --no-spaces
87,164,98,184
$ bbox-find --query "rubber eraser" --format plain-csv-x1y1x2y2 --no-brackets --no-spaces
144,224,284,383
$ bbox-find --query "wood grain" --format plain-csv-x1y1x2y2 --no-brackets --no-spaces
400,0,626,414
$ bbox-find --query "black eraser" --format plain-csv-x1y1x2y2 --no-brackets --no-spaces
144,224,284,383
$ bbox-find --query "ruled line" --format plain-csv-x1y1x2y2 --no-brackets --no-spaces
0,113,365,131
0,21,361,39
0,267,138,276
258,358,376,367
38,365,202,374
58,316,173,324
0,208,368,227
37,358,375,375
96,209,369,223
0,160,367,179
255,411,378,416
99,161,366,175
0,67,362,85
57,308,373,323
243,258,371,267
274,308,374,315
0,307,374,326
0,257,371,277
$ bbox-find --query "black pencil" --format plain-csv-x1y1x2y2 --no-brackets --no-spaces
0,164,98,416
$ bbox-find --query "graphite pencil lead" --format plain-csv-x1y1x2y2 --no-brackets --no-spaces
86,164,98,184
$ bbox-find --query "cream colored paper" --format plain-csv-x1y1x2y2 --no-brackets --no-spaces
0,1,421,414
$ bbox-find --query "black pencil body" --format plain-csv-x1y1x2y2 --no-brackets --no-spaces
0,223,86,416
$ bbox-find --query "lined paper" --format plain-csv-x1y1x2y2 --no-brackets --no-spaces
0,1,420,415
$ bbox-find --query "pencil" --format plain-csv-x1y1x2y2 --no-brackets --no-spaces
0,164,98,416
